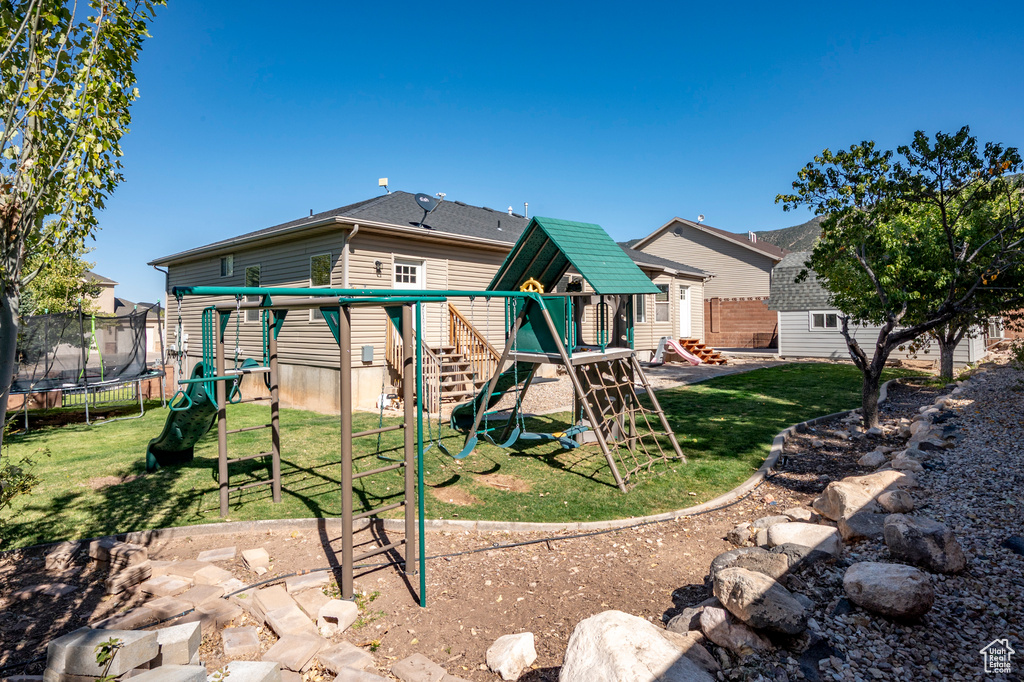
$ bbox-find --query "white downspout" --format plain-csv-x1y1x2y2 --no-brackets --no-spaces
343,224,360,287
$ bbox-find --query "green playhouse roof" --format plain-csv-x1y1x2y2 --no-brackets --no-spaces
488,217,659,295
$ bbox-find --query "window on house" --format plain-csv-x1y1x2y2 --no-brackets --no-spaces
634,294,647,323
244,265,260,322
220,255,234,277
809,311,839,330
394,260,422,286
655,284,670,322
308,254,332,320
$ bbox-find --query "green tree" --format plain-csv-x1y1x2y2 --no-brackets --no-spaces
0,0,163,452
21,242,101,315
777,127,1024,427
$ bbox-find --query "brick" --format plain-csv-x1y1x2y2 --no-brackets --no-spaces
292,590,330,620
165,561,214,580
140,575,192,598
152,622,202,666
222,626,261,658
389,653,446,682
106,561,153,594
334,671,388,682
196,546,236,562
88,538,118,562
264,606,318,639
42,671,100,682
145,596,194,620
220,661,281,682
316,600,358,636
193,565,234,587
109,543,148,571
91,606,158,630
150,561,174,577
283,572,328,594
46,628,158,677
196,600,243,628
10,583,78,601
252,586,295,623
241,548,270,572
177,585,224,607
280,672,301,682
122,665,207,682
316,641,373,674
220,578,246,595
261,636,325,673
45,542,81,570
4,676,44,682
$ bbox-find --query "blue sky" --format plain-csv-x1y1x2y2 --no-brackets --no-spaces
94,0,1024,303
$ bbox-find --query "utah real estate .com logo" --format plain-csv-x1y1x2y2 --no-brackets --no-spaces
981,638,1015,675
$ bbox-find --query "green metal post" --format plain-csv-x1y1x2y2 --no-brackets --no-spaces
415,302,426,607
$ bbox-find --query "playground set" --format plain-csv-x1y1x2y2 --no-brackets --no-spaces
146,217,688,604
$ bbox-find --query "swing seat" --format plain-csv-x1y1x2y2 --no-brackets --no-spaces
518,424,588,449
454,435,478,460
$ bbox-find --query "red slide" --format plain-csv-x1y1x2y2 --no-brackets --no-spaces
665,338,702,366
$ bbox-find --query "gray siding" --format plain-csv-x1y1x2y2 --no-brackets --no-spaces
778,311,987,366
640,223,776,299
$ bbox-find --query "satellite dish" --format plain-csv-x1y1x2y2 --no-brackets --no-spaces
414,193,439,213
697,214,705,223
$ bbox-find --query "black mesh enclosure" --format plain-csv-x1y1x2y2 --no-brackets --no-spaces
13,309,152,393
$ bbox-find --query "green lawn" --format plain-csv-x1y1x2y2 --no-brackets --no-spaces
0,363,912,549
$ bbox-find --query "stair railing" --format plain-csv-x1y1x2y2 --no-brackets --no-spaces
385,317,442,413
448,303,500,387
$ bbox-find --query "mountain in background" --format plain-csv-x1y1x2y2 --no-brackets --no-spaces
755,216,823,252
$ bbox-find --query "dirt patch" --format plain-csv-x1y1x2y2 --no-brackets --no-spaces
473,473,532,492
86,474,143,491
429,486,480,506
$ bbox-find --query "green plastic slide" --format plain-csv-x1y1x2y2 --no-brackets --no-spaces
146,362,219,472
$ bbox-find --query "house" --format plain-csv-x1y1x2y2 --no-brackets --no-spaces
149,191,707,411
628,217,787,348
768,252,988,366
84,270,118,313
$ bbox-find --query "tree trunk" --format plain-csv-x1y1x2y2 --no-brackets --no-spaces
860,363,884,429
936,335,955,382
0,287,21,454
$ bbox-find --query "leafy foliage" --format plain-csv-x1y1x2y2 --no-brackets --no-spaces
0,447,44,547
21,242,100,315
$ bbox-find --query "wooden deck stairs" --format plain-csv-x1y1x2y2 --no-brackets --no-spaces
673,338,728,365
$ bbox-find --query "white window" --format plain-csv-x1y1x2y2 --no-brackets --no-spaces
634,294,647,323
244,265,260,322
220,254,234,277
393,258,424,288
309,254,332,321
809,310,839,331
655,284,670,322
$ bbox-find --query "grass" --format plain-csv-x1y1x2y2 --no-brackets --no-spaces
0,363,916,549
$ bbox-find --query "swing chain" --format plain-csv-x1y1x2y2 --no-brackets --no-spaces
233,296,243,369
175,295,185,381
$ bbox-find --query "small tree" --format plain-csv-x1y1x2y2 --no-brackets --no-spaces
21,242,101,315
0,0,163,452
777,127,1024,427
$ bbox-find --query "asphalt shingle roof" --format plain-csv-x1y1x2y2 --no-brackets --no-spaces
616,242,706,277
768,251,833,311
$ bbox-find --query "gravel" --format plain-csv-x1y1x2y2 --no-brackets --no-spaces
721,364,1024,682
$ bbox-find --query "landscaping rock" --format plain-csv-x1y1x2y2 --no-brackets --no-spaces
242,548,271,573
666,607,704,634
196,546,236,562
660,630,720,674
838,511,888,542
751,515,791,530
707,547,790,585
262,635,325,673
766,523,842,556
699,606,771,657
843,562,935,619
877,489,914,513
890,453,924,472
316,641,374,674
560,610,714,681
486,633,537,681
317,599,358,636
712,567,808,635
1002,536,1024,556
725,523,752,547
221,660,282,682
46,628,158,677
883,514,967,573
857,451,887,468
781,507,818,523
390,653,447,682
812,470,910,520
769,544,835,572
152,622,201,666
222,627,261,658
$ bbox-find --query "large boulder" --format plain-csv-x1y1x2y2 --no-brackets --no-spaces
766,523,842,557
843,562,935,619
712,567,807,635
660,630,721,675
883,514,967,574
877,490,914,513
838,511,888,542
559,610,714,682
812,471,912,520
699,606,771,657
707,547,791,585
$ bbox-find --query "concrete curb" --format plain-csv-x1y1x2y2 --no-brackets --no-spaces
3,379,900,553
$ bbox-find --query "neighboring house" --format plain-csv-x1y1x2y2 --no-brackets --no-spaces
149,191,706,410
768,252,988,366
84,270,118,313
628,217,787,348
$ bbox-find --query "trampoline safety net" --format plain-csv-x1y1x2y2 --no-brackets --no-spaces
13,309,153,393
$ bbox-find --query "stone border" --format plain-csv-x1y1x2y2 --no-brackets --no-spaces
4,379,898,553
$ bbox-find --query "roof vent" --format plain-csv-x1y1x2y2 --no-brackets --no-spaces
508,206,513,215
748,231,757,242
